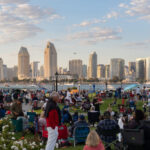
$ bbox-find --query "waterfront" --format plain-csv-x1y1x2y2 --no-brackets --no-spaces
0,83,149,91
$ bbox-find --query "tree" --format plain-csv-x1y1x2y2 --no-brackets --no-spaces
12,77,18,82
111,76,120,82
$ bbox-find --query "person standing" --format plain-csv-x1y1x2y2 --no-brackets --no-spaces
0,92,4,106
45,92,61,150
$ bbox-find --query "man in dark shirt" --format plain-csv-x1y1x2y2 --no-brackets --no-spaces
71,115,88,136
0,92,4,104
97,111,120,144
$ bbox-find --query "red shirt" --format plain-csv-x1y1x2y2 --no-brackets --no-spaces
46,109,59,129
83,142,105,150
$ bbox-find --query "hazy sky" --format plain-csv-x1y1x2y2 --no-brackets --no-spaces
0,0,150,68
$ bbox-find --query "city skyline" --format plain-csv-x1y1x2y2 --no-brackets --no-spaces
0,0,150,68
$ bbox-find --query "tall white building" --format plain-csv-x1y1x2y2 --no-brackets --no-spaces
31,61,39,79
105,65,110,79
110,58,125,80
88,52,97,79
136,58,146,81
18,47,30,80
3,64,7,80
0,58,4,81
82,65,87,79
40,65,44,77
146,58,150,81
97,64,105,79
44,42,57,80
13,66,18,78
69,59,83,78
7,68,14,81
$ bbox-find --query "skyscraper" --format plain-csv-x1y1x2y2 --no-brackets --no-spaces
44,42,57,80
82,65,87,79
97,64,105,79
128,62,136,73
40,65,44,77
3,65,7,80
110,58,125,80
31,62,39,79
145,58,150,81
69,59,82,78
18,47,30,80
105,65,110,79
136,58,146,81
13,66,18,78
0,58,4,81
88,52,97,79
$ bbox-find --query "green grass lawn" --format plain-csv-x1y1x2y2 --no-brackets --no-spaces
15,98,145,150
55,145,83,150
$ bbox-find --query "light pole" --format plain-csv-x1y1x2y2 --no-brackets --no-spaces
105,79,108,91
79,84,80,95
55,72,59,92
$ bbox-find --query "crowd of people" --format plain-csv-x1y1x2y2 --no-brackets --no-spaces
0,86,150,150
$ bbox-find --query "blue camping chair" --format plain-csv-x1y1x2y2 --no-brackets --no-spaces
73,126,90,147
27,112,36,123
11,118,23,132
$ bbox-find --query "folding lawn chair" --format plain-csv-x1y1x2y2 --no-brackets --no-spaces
73,126,90,147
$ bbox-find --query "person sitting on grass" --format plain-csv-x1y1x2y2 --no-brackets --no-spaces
17,112,29,131
38,111,47,136
0,104,6,119
11,97,23,119
125,109,145,129
83,130,105,150
61,108,72,124
70,115,88,136
82,98,91,111
97,111,120,150
72,111,78,123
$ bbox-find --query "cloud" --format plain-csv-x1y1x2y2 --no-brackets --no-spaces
73,19,106,27
0,12,42,44
68,27,122,45
49,14,65,20
0,0,29,4
119,3,129,9
119,0,150,21
124,41,150,48
2,4,54,21
0,1,62,44
106,11,119,19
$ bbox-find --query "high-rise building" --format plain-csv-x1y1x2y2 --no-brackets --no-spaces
128,62,136,73
3,65,7,80
13,66,18,78
31,61,39,79
82,65,87,79
88,52,97,79
146,58,150,81
136,58,146,81
124,66,129,77
110,58,125,80
39,65,44,77
97,64,105,79
69,59,82,78
7,68,14,81
105,65,110,79
18,47,30,80
0,58,4,81
44,42,57,80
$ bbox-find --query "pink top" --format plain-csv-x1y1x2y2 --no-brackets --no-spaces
83,142,105,150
